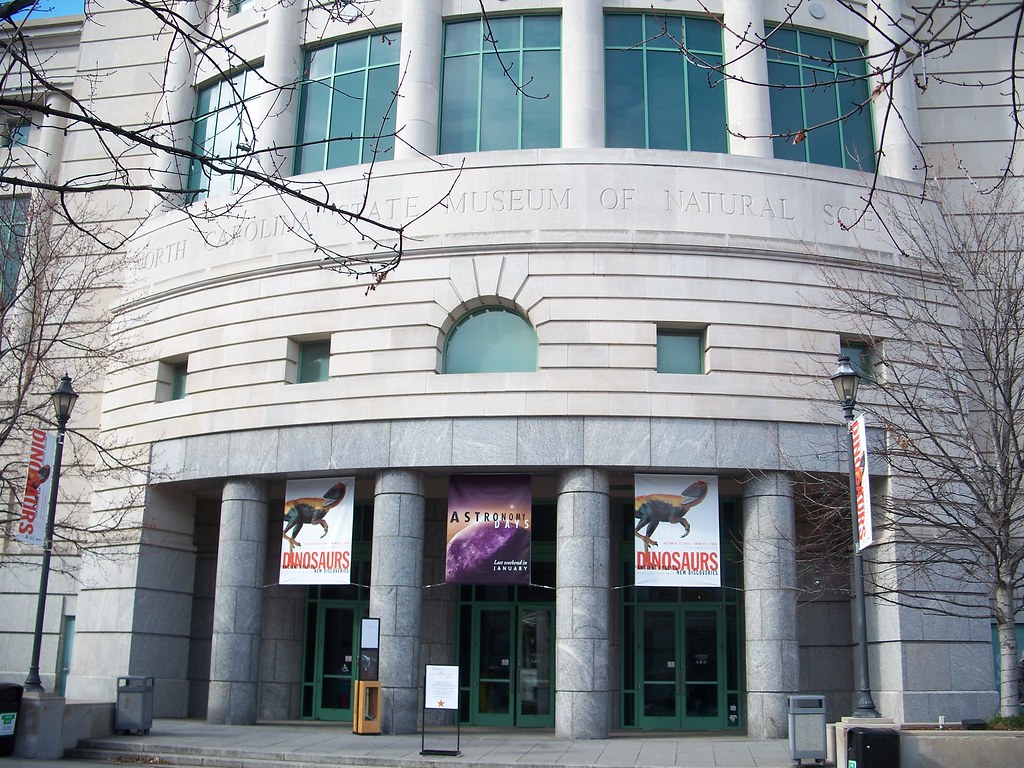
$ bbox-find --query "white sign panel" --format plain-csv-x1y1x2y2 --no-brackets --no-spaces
424,665,459,711
851,415,874,551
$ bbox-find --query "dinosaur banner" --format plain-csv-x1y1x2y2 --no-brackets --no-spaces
634,474,720,587
16,428,56,548
279,477,354,585
445,474,532,584
851,414,874,551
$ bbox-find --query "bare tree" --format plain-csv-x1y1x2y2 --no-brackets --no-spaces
1,193,142,560
1,0,450,286
816,182,1024,717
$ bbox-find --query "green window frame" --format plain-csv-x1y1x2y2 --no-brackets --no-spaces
230,0,254,14
439,15,561,154
605,13,728,153
295,31,402,175
1,196,28,308
188,68,261,200
656,329,704,374
443,307,538,374
297,339,331,383
766,27,875,171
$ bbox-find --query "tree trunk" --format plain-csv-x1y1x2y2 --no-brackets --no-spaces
994,581,1020,717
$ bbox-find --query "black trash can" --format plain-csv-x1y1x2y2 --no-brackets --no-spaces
848,726,900,768
0,684,23,757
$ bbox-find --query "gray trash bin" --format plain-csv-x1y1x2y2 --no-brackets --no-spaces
115,676,154,735
788,695,827,765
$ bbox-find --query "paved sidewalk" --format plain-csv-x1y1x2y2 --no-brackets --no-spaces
24,719,796,768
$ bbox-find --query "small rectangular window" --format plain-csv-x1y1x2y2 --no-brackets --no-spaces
657,329,704,374
840,339,876,383
297,339,331,383
156,358,189,402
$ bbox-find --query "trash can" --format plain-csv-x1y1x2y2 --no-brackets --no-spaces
0,684,23,757
788,695,827,764
847,727,899,768
115,676,154,735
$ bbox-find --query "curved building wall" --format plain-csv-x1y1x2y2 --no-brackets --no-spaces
6,0,1008,741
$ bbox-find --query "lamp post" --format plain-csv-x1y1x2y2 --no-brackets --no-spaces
831,355,881,718
24,374,78,693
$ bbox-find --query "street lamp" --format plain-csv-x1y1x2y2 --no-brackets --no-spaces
831,355,881,718
24,374,78,693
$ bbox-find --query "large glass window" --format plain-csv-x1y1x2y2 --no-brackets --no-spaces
439,15,561,154
188,68,261,200
443,307,538,374
605,14,727,153
1,196,28,308
295,32,402,174
767,28,875,171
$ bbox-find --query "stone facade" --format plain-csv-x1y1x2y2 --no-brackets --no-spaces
1,0,1015,742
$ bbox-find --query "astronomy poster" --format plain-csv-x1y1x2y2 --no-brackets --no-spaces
445,474,532,584
634,474,721,587
279,477,354,585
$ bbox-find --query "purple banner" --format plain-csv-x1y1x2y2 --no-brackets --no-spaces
445,474,532,584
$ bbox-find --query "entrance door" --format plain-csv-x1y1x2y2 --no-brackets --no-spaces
636,606,725,729
313,603,361,720
471,605,553,726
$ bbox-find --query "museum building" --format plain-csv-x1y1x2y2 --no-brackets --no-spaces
1,0,1013,742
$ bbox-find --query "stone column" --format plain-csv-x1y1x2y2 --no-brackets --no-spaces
253,0,303,178
369,469,425,733
33,91,69,186
555,467,611,739
561,0,605,149
394,0,442,159
723,0,774,157
868,0,923,182
151,0,202,209
742,472,799,739
207,478,269,724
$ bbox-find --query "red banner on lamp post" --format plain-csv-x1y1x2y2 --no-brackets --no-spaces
850,415,874,551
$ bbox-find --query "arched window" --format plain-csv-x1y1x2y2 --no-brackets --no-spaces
443,307,538,373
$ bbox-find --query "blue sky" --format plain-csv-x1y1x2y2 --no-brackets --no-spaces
11,0,86,19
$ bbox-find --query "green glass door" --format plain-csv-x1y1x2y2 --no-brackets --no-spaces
471,605,554,726
636,606,725,729
517,606,553,726
314,603,360,720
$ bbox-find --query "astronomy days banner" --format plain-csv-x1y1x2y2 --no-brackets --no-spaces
16,429,56,548
280,477,354,585
445,474,532,585
634,474,721,587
